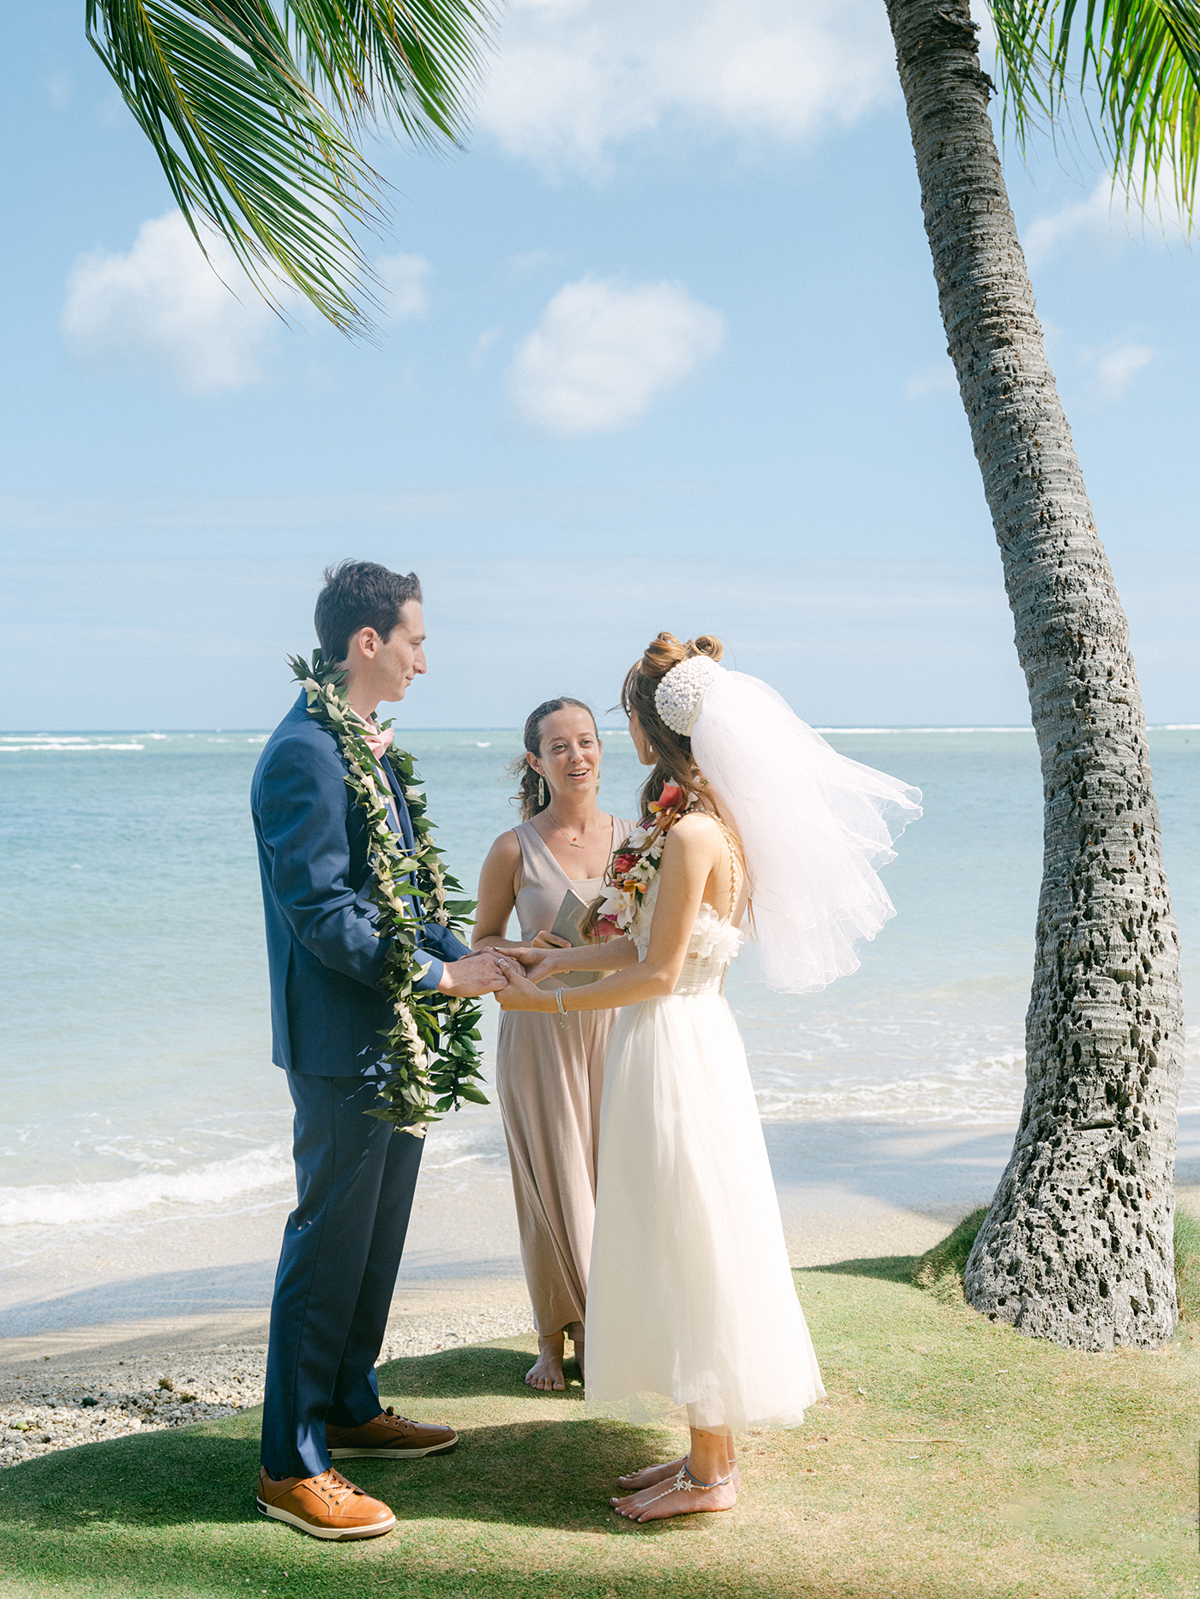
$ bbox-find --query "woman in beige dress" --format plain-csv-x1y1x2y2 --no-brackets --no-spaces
474,698,630,1392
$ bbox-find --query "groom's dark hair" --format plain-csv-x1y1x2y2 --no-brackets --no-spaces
315,560,422,663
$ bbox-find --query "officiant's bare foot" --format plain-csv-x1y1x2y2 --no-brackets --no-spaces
525,1333,566,1391
617,1456,740,1491
611,1470,737,1523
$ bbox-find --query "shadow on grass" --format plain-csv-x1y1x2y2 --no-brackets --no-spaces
0,1345,673,1538
375,1340,571,1400
803,1256,919,1284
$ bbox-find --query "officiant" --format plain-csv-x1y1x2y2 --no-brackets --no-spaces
474,699,632,1395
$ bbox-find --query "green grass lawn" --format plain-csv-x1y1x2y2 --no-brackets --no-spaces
1,1255,1196,1599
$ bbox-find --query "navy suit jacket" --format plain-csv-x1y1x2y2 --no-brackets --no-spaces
251,693,471,1077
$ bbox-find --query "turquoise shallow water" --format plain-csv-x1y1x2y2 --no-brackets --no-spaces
1,724,1197,1234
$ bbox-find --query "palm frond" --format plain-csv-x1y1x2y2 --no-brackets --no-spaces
990,0,1200,226
86,1,493,333
285,1,494,145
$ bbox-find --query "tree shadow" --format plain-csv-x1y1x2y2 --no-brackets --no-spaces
802,1256,920,1284
0,1343,676,1537
357,1418,686,1536
0,1425,262,1530
376,1338,578,1401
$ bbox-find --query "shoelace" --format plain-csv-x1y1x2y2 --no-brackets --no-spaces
312,1468,362,1504
380,1407,451,1431
379,1407,419,1431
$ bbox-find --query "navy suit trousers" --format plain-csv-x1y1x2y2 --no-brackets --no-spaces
260,1073,424,1479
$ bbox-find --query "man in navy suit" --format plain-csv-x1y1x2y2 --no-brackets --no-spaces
251,561,514,1541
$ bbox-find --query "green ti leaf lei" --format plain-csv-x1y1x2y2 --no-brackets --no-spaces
288,650,488,1136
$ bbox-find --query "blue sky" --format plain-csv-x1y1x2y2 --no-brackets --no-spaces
2,2,1196,731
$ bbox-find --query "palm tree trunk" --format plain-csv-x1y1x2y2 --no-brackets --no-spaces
884,0,1184,1350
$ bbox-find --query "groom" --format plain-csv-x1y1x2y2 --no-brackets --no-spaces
251,560,512,1541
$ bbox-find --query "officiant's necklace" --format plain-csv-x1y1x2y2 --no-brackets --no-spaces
544,811,598,849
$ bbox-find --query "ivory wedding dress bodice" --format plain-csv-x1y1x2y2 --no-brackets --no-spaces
629,876,744,994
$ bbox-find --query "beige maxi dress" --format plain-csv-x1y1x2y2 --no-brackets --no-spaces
496,817,630,1343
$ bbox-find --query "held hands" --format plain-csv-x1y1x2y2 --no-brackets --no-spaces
494,958,557,1013
494,935,573,988
512,933,577,988
447,936,574,1003
522,951,568,986
437,951,513,997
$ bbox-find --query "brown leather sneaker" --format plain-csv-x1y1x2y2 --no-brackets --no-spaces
256,1466,396,1540
326,1406,458,1460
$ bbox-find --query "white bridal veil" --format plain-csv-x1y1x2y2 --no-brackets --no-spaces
682,666,922,993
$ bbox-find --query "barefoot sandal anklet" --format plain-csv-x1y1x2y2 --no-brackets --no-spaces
631,1457,733,1510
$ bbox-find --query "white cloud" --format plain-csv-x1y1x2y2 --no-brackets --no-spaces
906,361,957,399
508,276,724,436
472,325,504,369
504,247,562,278
1090,340,1156,401
45,72,73,111
60,211,276,395
377,252,431,319
476,0,895,174
1024,176,1188,266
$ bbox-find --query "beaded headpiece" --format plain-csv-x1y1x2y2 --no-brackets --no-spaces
654,654,722,737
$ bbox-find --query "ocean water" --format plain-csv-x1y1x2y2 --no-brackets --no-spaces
1,724,1198,1244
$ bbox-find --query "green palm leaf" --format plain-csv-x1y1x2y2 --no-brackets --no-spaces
86,2,494,332
990,0,1200,224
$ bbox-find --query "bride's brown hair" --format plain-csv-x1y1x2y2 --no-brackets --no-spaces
581,632,726,937
622,632,724,819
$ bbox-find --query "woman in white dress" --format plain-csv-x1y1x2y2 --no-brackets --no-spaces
496,632,920,1522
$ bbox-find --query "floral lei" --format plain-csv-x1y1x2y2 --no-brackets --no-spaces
288,651,486,1136
593,783,688,939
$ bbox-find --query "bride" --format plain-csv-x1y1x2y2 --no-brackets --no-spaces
497,632,921,1522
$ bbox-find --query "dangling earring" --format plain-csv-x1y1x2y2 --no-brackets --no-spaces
538,776,547,808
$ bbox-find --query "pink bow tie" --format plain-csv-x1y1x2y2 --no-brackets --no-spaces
361,724,394,761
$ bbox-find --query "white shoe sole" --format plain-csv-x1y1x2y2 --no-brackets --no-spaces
329,1435,457,1460
256,1499,396,1540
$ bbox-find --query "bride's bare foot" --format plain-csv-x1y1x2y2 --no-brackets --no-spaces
525,1332,566,1392
617,1456,740,1491
611,1465,737,1523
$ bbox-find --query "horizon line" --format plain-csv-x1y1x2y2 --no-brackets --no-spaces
5,723,1197,736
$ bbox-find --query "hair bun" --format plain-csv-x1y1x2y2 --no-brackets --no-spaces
640,631,724,680
688,635,724,663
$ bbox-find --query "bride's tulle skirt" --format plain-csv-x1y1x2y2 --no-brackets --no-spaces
584,988,825,1434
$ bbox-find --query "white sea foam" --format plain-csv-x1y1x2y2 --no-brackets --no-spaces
754,1048,1027,1126
0,1142,293,1227
0,739,146,752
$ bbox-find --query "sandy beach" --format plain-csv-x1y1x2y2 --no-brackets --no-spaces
5,1110,1199,1470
